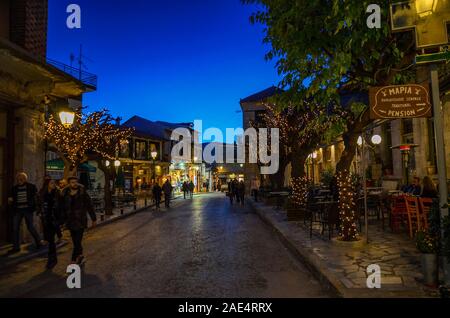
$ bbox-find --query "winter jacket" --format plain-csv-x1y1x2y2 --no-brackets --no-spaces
162,182,173,195
37,189,62,226
10,182,38,213
60,185,96,230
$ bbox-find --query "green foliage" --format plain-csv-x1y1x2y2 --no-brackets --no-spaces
416,230,438,254
243,0,417,121
320,168,334,188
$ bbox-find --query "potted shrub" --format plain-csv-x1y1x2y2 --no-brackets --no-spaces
416,230,439,287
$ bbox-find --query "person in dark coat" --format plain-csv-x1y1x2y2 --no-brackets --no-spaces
37,178,61,269
60,177,97,264
188,181,195,199
237,180,245,205
228,179,238,204
162,180,173,208
8,172,42,253
421,176,438,198
182,181,188,199
152,182,162,209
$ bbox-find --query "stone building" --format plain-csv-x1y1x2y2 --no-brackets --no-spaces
0,0,96,244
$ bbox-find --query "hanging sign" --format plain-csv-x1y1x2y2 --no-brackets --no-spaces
369,84,432,119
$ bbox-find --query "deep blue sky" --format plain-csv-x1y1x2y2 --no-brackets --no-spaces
47,0,280,136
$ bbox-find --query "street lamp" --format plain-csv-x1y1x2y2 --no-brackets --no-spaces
371,134,382,145
358,132,382,244
151,150,157,184
59,110,75,128
105,160,111,167
114,160,121,168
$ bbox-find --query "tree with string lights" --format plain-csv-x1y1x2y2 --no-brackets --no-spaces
45,108,133,214
255,99,345,208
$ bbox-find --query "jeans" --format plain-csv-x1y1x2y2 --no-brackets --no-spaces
70,229,84,262
43,221,57,262
13,211,41,250
164,194,171,207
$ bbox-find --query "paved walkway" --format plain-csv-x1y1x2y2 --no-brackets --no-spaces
248,199,439,298
0,193,331,297
0,197,171,270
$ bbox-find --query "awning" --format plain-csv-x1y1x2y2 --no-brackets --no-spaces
46,159,96,173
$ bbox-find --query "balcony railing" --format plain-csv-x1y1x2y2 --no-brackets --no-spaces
47,58,98,90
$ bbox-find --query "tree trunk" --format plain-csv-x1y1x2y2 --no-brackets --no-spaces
63,160,78,180
270,152,289,190
97,161,113,215
334,120,366,241
291,146,308,178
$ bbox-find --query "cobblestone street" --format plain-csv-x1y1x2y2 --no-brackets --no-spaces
0,193,332,298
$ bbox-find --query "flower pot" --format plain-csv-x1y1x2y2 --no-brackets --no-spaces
421,253,438,287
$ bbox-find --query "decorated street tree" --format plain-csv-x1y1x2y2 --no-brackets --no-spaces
255,99,345,208
45,108,133,214
245,0,418,240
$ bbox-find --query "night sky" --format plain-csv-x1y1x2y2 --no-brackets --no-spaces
47,0,281,137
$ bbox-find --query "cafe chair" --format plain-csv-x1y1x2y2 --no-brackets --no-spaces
418,197,433,231
404,196,421,238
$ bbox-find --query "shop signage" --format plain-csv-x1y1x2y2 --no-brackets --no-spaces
369,84,432,119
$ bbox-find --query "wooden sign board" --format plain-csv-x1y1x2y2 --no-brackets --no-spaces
369,84,432,119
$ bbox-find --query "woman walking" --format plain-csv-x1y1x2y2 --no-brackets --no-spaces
38,177,61,269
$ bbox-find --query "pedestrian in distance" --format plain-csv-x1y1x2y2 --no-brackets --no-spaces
182,181,188,199
8,172,42,254
188,180,195,199
228,179,237,205
37,177,61,269
162,179,173,208
238,180,245,206
152,182,162,209
250,177,260,202
59,177,97,265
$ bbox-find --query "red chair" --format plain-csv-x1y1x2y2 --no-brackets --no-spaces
404,196,421,238
390,194,408,233
419,197,433,231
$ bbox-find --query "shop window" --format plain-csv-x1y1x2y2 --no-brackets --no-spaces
135,140,148,160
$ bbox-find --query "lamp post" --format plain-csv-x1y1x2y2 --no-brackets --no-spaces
151,150,158,184
308,152,318,185
358,133,382,244
59,110,75,128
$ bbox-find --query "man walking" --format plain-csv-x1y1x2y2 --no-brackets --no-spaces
152,182,162,210
60,177,97,265
182,181,188,199
8,172,42,253
162,179,173,208
188,180,195,199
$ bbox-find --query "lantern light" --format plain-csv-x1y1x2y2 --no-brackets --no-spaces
151,150,158,160
105,160,111,167
114,160,121,167
371,134,382,145
59,110,75,127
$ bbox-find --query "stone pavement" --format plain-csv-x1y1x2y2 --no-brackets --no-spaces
248,199,439,298
0,196,179,270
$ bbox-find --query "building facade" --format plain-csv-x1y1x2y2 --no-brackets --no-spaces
0,0,96,244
